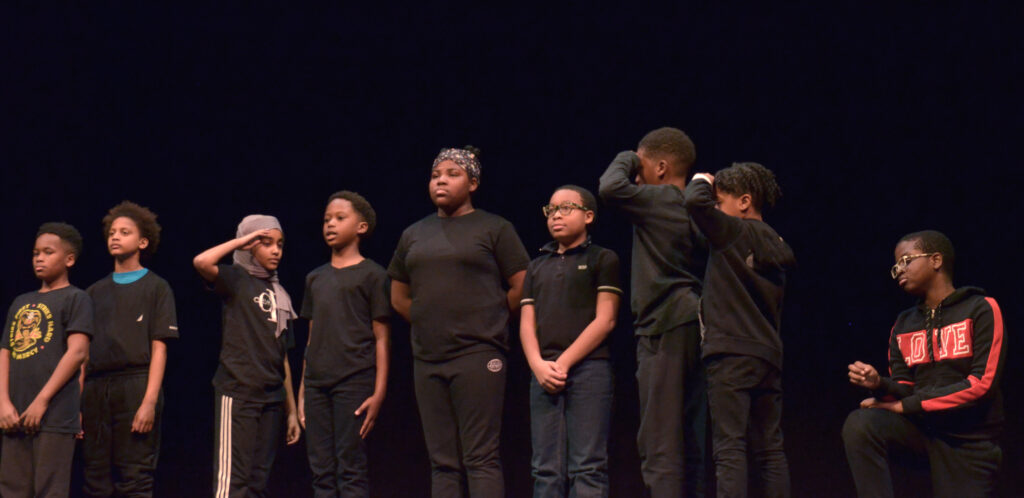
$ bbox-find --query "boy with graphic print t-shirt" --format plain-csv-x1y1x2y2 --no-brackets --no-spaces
0,222,93,498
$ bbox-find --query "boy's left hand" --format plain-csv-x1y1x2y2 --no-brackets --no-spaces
355,395,384,439
131,401,156,433
285,413,301,445
20,397,49,432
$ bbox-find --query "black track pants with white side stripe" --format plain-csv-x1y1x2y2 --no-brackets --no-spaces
213,392,285,498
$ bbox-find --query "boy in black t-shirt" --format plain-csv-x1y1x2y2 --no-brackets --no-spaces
684,163,795,498
297,191,390,498
193,215,301,498
520,185,622,497
82,201,179,497
0,222,93,498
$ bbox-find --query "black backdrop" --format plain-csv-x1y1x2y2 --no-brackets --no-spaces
3,4,1022,497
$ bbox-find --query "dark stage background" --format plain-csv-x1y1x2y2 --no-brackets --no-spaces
3,4,1022,497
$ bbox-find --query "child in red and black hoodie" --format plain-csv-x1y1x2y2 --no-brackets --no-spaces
844,230,1005,498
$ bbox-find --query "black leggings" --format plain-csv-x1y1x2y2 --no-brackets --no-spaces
413,349,507,498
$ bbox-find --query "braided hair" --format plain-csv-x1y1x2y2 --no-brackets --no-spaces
714,162,782,211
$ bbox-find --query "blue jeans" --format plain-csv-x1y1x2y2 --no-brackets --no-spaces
530,358,613,498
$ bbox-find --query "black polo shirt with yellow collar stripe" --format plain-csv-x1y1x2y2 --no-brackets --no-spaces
521,238,622,361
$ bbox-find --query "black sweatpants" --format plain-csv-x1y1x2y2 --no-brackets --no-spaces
82,372,162,497
413,349,507,498
635,322,708,497
213,392,285,498
842,407,1001,498
304,370,375,498
705,354,790,498
0,431,75,498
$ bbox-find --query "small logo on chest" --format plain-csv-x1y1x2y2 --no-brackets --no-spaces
253,289,279,323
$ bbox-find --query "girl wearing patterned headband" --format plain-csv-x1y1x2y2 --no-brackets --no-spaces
389,146,530,497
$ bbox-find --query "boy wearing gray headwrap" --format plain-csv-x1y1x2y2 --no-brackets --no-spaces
193,215,301,498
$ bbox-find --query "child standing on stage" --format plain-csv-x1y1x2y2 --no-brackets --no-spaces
0,222,93,498
684,163,795,498
389,146,530,497
297,191,390,497
82,201,179,497
598,127,708,497
520,185,622,498
193,215,301,498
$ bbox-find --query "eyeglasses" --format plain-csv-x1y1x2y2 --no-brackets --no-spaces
890,253,937,279
542,202,588,218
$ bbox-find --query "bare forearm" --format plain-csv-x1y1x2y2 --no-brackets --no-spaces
36,334,89,403
506,271,526,315
518,306,544,368
390,281,412,322
372,321,390,400
0,351,11,402
557,294,619,370
557,318,615,370
142,341,167,406
283,356,297,416
193,235,258,281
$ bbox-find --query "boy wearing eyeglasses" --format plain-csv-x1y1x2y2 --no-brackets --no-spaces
684,163,795,498
843,230,1005,498
519,185,622,497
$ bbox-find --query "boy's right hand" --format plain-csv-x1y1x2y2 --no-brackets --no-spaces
848,361,881,390
0,400,19,430
297,393,305,430
532,361,567,394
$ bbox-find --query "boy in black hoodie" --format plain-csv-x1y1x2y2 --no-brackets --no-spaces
843,230,1005,498
684,163,795,498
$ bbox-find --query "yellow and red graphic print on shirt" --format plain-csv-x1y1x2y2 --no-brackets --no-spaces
8,303,55,360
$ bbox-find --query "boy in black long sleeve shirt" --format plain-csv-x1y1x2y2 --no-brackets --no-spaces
598,127,708,497
684,163,795,498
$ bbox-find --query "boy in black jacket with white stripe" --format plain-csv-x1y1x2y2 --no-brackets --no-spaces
684,162,795,498
843,230,1005,497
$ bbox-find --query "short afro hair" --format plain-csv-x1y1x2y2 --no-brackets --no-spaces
102,201,162,257
327,191,377,238
898,230,955,277
37,222,83,258
554,184,598,221
714,162,782,212
638,127,697,177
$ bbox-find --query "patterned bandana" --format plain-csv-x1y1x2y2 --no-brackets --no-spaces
233,214,295,338
432,148,482,183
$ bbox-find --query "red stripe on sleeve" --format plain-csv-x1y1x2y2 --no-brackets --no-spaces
921,298,1004,411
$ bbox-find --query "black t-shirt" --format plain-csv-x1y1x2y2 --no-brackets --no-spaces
521,239,622,361
388,209,530,361
2,286,93,434
86,271,179,376
212,264,294,403
300,259,390,387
